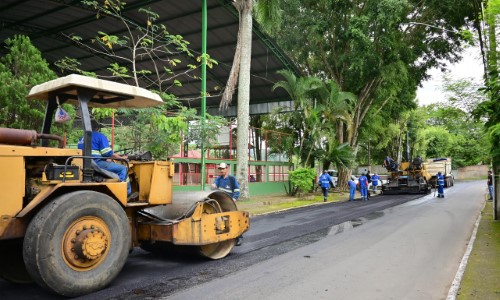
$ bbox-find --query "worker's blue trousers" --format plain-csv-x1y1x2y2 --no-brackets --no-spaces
349,186,356,201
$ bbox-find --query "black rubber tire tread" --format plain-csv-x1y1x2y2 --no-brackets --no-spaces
23,191,130,297
0,239,32,283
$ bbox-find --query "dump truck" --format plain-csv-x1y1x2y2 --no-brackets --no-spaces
0,75,249,297
381,157,433,194
425,157,454,187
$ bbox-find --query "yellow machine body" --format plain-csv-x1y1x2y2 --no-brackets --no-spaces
0,75,249,296
382,160,433,194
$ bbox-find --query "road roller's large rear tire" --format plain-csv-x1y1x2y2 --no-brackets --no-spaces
0,239,32,283
23,191,130,297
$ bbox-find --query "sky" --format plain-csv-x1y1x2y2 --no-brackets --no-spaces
416,46,485,106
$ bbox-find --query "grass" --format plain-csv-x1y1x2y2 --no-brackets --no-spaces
237,190,349,216
456,201,500,300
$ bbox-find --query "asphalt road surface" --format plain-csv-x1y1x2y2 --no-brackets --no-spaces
0,181,484,300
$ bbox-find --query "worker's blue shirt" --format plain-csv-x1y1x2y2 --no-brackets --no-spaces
358,176,368,188
77,131,113,161
318,173,333,188
437,174,445,186
348,180,357,189
214,175,240,200
371,175,380,186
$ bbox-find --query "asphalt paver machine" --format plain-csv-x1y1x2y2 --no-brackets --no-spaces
0,75,249,296
382,157,432,194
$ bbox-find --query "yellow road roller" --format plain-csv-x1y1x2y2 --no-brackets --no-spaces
0,74,249,297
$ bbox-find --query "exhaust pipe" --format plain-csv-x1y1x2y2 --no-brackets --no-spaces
0,128,64,148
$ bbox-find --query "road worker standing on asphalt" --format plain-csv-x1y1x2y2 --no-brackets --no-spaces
348,177,357,201
358,173,369,201
436,172,445,198
318,170,334,202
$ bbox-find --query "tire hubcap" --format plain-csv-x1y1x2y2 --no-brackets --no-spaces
62,217,110,271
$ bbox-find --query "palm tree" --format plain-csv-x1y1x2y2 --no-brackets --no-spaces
273,72,357,191
317,80,357,190
272,70,324,167
219,0,281,199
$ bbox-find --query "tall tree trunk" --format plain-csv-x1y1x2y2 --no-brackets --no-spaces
337,166,351,192
336,121,351,191
236,1,253,200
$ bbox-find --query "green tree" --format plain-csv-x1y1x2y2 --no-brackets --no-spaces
442,76,485,114
58,0,212,96
473,0,500,218
55,1,222,160
271,0,475,182
271,70,324,167
420,126,454,158
315,79,357,188
187,114,230,151
260,112,296,162
0,35,57,130
421,74,490,167
270,72,357,190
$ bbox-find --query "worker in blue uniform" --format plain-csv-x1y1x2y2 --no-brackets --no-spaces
348,177,357,201
436,172,445,198
211,162,243,245
212,162,241,200
318,170,334,202
358,173,369,201
78,120,134,199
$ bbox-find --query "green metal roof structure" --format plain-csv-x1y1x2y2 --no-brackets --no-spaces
0,0,298,116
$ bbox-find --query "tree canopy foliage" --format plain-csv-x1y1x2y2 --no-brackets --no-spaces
53,1,227,159
261,0,478,188
1,1,494,196
0,35,57,130
474,0,500,167
272,0,475,151
265,70,355,171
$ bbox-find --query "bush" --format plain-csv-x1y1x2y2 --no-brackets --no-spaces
289,168,316,197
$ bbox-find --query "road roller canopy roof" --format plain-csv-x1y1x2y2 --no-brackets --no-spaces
27,74,163,108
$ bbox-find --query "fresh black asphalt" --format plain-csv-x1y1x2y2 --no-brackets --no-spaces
0,193,427,300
